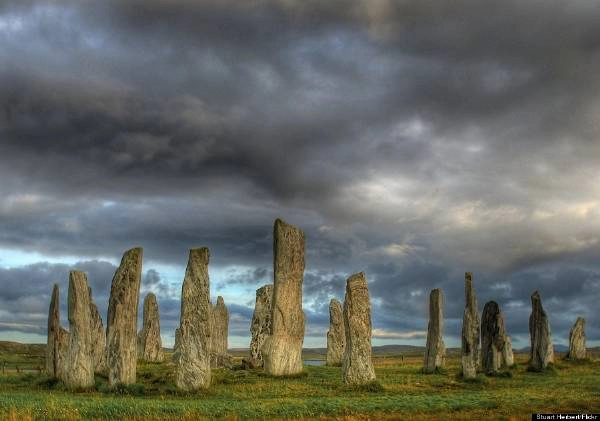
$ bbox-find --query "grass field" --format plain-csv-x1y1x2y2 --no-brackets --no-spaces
0,348,598,420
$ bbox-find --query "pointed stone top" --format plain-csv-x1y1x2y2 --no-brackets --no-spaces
531,290,541,300
575,316,585,325
189,247,210,263
51,283,59,300
257,284,273,295
347,272,366,288
330,298,342,307
465,272,472,281
216,296,225,306
483,300,500,311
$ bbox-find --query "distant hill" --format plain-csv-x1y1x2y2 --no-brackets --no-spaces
0,341,45,356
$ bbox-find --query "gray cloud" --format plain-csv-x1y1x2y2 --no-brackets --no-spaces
1,0,599,347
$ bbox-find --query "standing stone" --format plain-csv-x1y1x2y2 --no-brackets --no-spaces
88,287,107,373
210,296,230,368
423,288,445,373
65,271,94,388
262,219,306,376
566,317,586,360
137,293,164,362
249,284,273,366
327,299,346,366
342,272,376,384
172,328,181,363
176,248,212,391
481,301,507,374
503,335,514,367
46,284,68,380
529,290,554,371
106,247,143,386
461,272,480,379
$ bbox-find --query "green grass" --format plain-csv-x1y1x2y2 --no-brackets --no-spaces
0,354,598,420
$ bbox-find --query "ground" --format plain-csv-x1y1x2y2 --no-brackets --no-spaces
0,344,598,420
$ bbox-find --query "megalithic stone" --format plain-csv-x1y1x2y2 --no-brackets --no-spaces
566,317,586,360
176,248,212,391
327,298,346,367
46,284,67,379
137,293,164,362
210,296,229,367
88,287,107,373
342,272,376,384
262,219,306,376
106,247,143,386
423,288,445,373
503,335,514,367
65,271,95,389
481,301,507,374
528,290,554,371
172,328,181,363
249,284,273,366
461,272,480,379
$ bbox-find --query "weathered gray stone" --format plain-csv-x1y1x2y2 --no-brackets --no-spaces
137,293,164,362
566,317,586,360
529,291,554,371
176,248,212,391
46,284,68,380
172,328,181,363
423,288,445,373
481,301,507,374
262,219,305,376
249,284,273,366
503,335,514,367
461,272,480,379
106,247,143,386
65,271,95,389
210,296,229,368
88,287,107,373
342,272,376,385
326,298,345,367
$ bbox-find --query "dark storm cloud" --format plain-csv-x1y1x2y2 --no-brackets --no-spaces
1,0,600,346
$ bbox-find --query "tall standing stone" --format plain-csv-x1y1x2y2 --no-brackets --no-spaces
529,290,554,371
88,287,107,373
106,247,143,386
423,288,445,373
481,301,508,374
46,284,68,380
210,296,230,367
566,317,586,360
342,272,376,384
249,284,273,366
327,299,346,367
65,271,95,389
172,328,181,363
262,219,305,376
461,272,480,379
137,293,164,362
503,335,514,367
176,248,212,391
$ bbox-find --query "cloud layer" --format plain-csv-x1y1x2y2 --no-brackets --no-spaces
1,0,600,348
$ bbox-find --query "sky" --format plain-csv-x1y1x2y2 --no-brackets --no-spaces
1,0,600,350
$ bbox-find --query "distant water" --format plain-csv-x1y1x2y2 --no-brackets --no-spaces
304,359,326,366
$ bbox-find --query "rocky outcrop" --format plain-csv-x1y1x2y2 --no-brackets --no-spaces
342,272,376,384
88,287,107,373
210,296,229,368
326,299,345,367
528,291,554,371
481,301,507,374
423,288,445,373
137,293,164,362
176,248,212,391
262,219,306,376
46,284,68,380
566,317,586,360
461,272,480,379
249,284,273,366
106,247,143,386
65,271,95,389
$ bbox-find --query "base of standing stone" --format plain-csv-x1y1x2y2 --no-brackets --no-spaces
262,335,304,376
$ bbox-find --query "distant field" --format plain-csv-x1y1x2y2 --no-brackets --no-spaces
0,344,599,420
